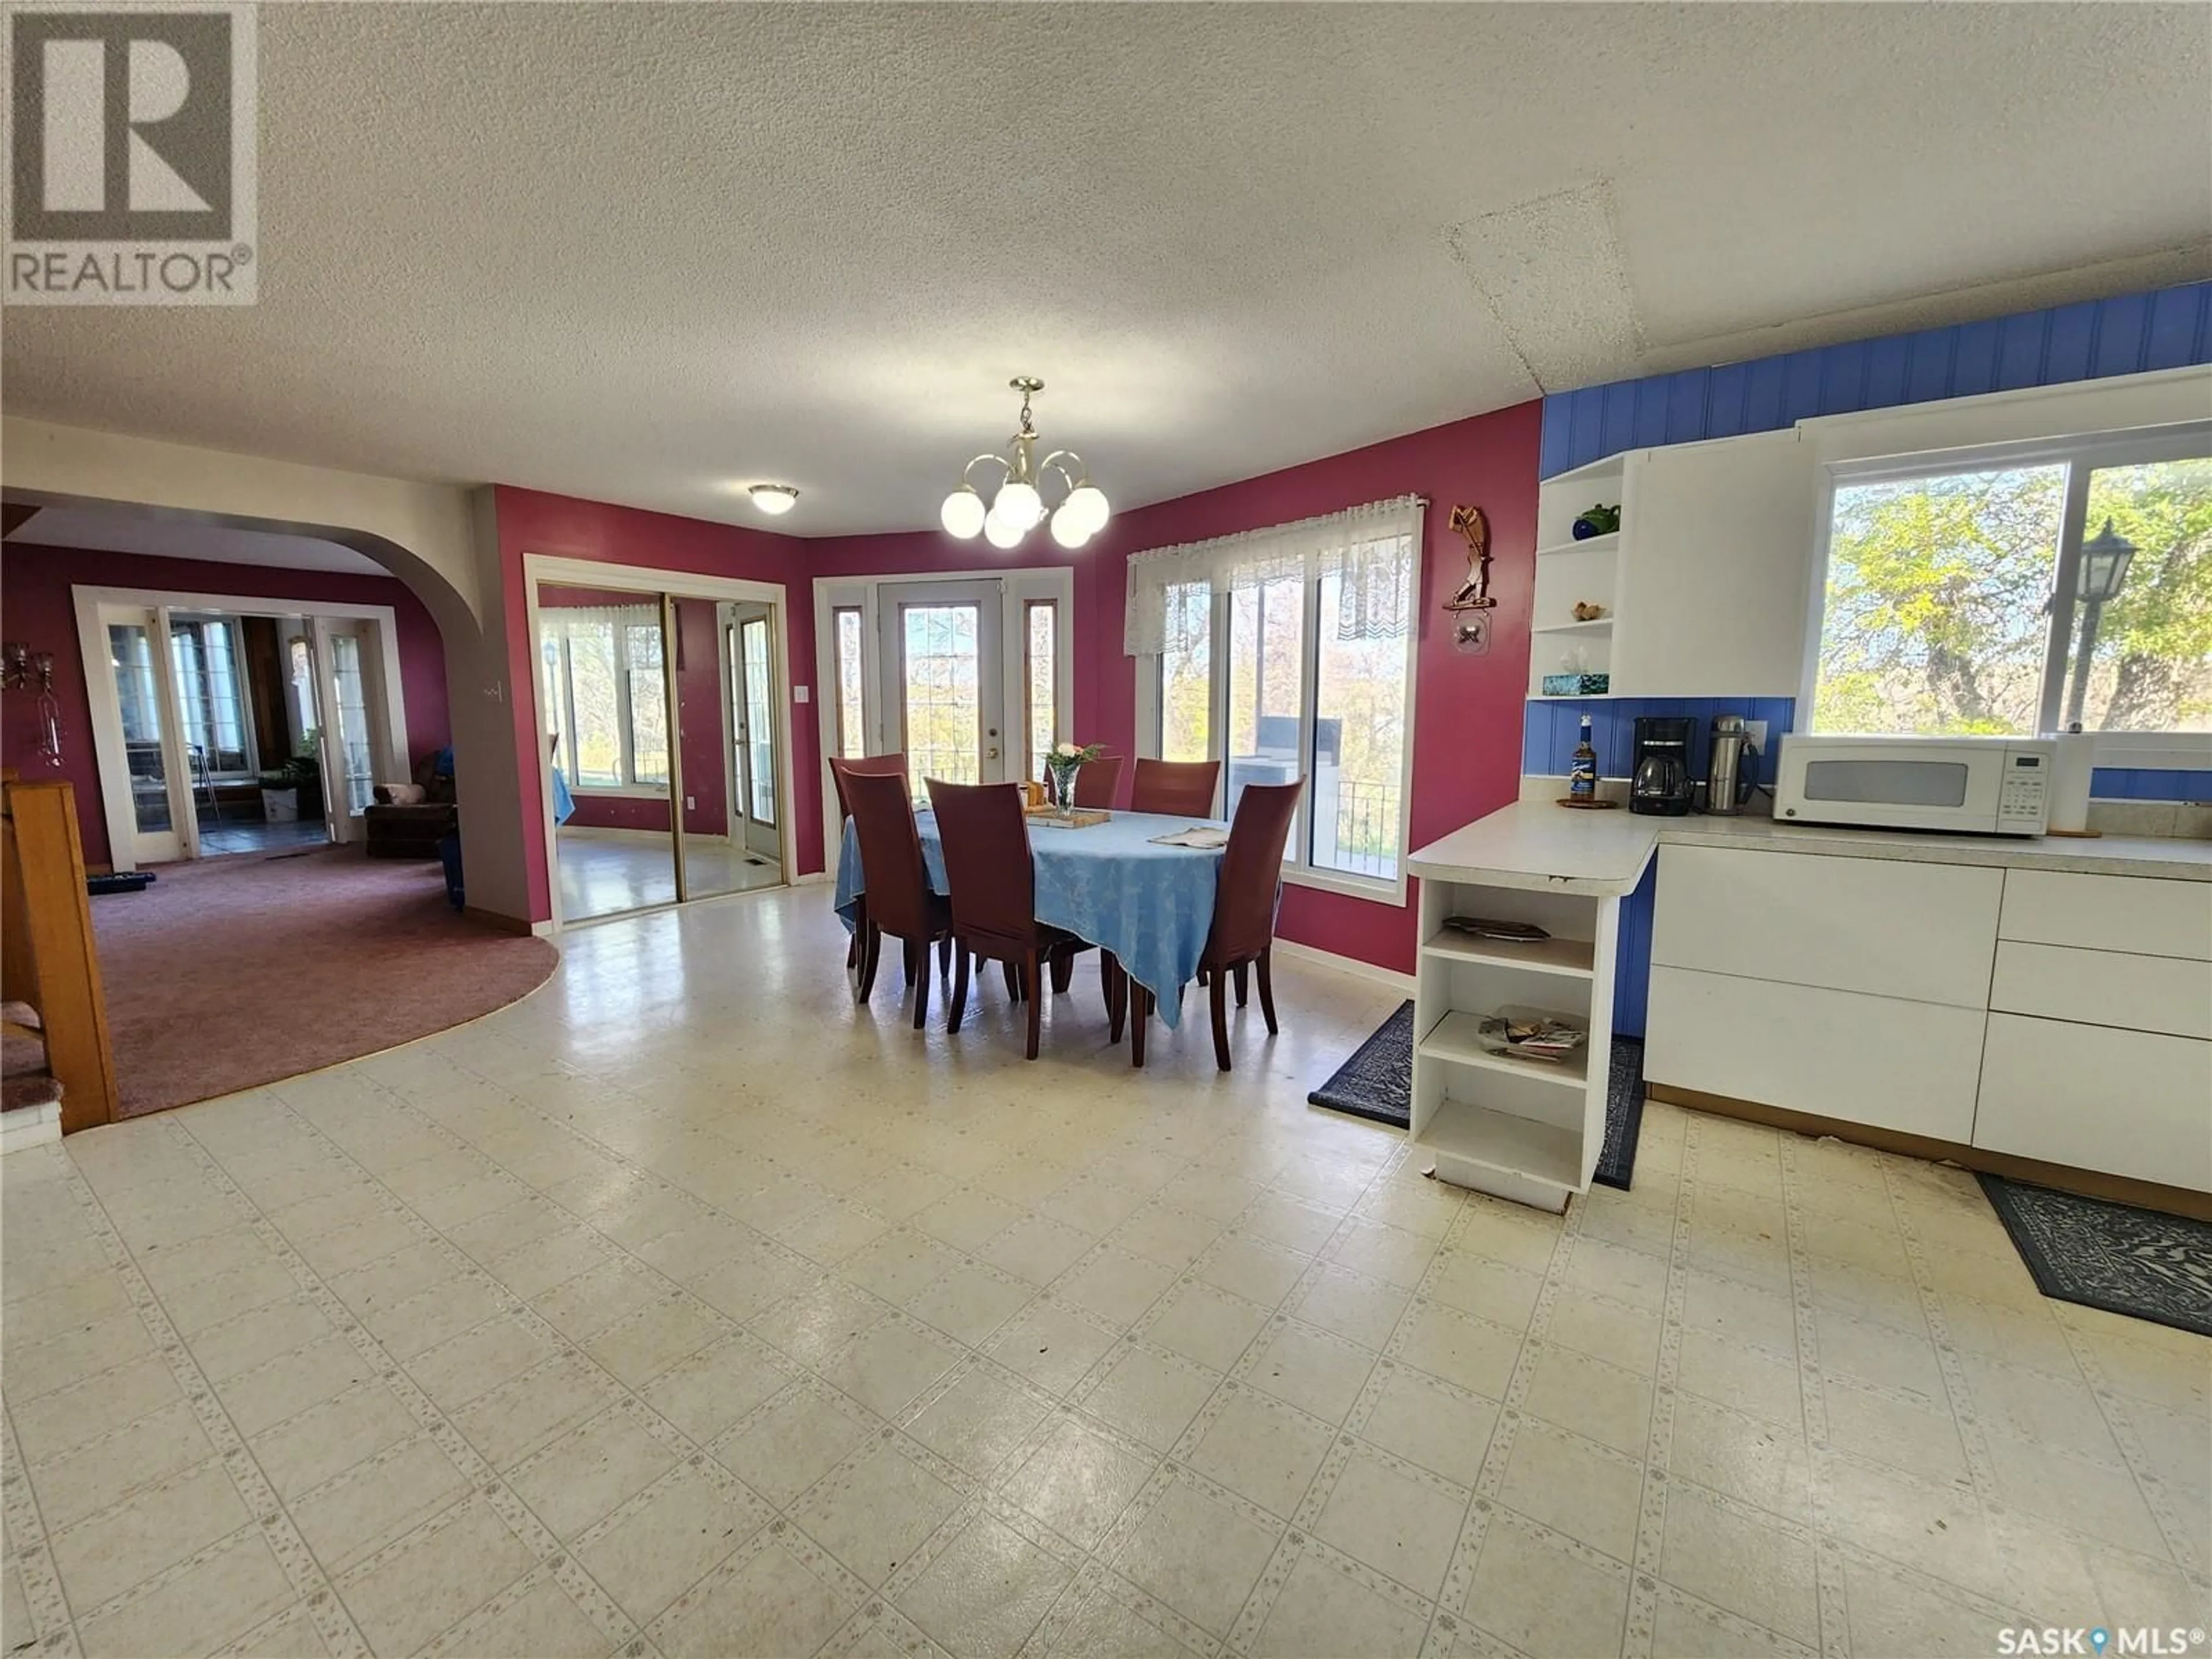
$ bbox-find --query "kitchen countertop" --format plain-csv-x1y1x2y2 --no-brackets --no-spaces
1408,800,2212,891
1662,811,2212,880
1407,802,1659,895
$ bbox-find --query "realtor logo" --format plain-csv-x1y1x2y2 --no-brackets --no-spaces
5,2,256,304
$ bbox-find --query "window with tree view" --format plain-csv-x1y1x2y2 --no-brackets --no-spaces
1815,437,2211,738
538,604,672,789
1136,501,1418,888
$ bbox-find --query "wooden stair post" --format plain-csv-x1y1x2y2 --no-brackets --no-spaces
2,778,119,1132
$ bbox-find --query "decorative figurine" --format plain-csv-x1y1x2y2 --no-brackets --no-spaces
1444,505,1495,611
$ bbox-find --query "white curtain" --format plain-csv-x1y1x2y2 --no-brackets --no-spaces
1123,495,1425,656
540,603,658,634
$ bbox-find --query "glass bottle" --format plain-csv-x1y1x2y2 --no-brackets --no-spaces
1569,715,1598,801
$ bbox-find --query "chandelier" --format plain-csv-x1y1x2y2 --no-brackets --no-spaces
940,377,1110,550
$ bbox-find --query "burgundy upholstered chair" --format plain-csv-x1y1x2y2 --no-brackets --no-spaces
835,762,952,1028
1125,778,1302,1070
1071,755,1124,809
831,753,908,969
926,779,1092,1059
1129,759,1221,818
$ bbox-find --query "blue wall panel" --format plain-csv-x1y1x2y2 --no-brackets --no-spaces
1540,281,2212,478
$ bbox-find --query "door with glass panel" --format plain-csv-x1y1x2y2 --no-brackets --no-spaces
877,581,1007,796
729,607,782,860
537,586,679,921
314,619,388,843
97,605,191,865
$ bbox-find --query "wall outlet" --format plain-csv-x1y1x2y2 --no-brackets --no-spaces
1743,719,1769,749
794,685,810,703
684,796,695,810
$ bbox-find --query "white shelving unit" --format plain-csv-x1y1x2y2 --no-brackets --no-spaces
1529,453,1626,698
1408,877,1622,1213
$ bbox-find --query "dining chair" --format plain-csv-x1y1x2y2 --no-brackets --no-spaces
1071,754,1124,809
1126,778,1303,1070
835,762,953,1028
830,753,908,969
1129,758,1221,817
926,778,1092,1059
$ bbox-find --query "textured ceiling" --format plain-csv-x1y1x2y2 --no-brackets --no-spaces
4,507,383,574
4,3,2208,536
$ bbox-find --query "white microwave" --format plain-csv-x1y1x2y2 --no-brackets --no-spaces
1774,734,2055,836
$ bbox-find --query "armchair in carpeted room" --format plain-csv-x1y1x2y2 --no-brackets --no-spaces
364,747,457,859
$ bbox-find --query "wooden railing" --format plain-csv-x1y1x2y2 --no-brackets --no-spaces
2,776,118,1132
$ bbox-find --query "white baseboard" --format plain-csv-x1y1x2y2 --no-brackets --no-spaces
791,870,831,887
1271,937,1415,996
1,1101,62,1156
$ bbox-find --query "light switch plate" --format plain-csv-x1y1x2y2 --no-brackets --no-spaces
794,685,810,703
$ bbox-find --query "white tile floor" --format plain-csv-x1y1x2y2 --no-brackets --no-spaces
3,885,2206,1659
556,828,783,920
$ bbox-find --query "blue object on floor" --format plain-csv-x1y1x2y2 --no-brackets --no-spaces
437,830,464,910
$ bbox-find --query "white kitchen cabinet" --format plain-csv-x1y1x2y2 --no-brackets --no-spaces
1651,844,2002,1008
1648,965,1985,1143
1999,869,2212,961
1976,1013,2212,1190
1609,430,1815,698
1990,941,2212,1041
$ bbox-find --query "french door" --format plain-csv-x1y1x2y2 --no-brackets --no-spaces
98,604,193,865
313,619,387,842
728,605,781,859
877,580,1009,797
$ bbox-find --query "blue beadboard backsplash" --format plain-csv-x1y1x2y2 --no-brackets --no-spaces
1523,698,1799,785
1522,700,2210,802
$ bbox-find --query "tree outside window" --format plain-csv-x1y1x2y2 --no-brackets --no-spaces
1815,448,2210,737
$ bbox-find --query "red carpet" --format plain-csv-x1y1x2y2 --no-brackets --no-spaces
90,845,558,1118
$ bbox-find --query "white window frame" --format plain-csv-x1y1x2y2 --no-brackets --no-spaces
1802,418,2212,768
810,566,1075,873
164,611,261,781
536,604,671,795
522,554,798,933
72,584,410,872
1134,555,1421,908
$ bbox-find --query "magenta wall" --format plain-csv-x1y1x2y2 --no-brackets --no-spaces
495,487,812,922
808,400,1543,975
0,541,452,869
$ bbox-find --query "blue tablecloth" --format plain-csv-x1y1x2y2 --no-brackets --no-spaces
835,808,1230,1030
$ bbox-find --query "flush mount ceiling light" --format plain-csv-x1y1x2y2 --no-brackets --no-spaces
748,483,800,516
941,377,1109,551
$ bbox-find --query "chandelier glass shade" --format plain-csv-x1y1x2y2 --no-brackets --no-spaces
941,377,1110,551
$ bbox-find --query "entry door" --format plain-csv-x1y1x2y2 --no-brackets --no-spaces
93,603,194,866
877,580,1007,797
315,619,386,842
727,605,781,859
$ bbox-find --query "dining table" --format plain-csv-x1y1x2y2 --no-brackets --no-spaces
833,807,1230,1030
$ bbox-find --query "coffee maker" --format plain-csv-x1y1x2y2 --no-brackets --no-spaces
1630,716,1695,816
